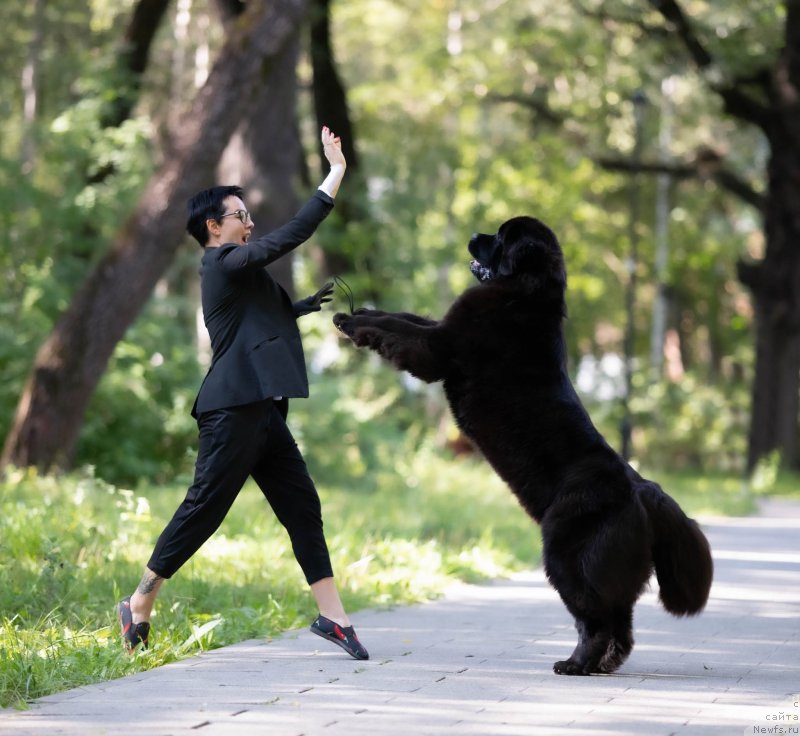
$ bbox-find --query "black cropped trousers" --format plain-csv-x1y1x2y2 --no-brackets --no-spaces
147,398,333,584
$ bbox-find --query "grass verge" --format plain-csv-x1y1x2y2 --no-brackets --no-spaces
0,449,536,709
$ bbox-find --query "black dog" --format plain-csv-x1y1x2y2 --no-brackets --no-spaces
333,216,713,675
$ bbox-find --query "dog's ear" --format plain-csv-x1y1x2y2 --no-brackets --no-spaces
496,217,566,288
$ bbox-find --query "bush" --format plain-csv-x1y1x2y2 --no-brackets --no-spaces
628,373,749,473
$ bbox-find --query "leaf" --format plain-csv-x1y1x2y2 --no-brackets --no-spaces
178,617,224,653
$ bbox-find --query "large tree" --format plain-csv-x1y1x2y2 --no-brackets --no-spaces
537,0,794,469
308,0,373,284
646,0,800,470
1,0,309,473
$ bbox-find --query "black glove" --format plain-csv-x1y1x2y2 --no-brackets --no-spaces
293,281,334,317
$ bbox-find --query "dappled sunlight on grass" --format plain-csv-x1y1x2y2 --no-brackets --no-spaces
335,538,451,603
651,469,758,516
1,452,788,708
0,456,536,708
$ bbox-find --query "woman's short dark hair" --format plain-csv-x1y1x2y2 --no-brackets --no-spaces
186,185,245,247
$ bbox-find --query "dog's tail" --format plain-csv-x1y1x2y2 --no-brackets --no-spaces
639,481,713,616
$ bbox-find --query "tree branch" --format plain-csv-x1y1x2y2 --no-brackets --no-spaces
649,0,711,67
309,0,359,173
101,0,172,128
572,0,669,39
596,152,766,211
89,0,172,182
486,91,565,126
649,0,772,129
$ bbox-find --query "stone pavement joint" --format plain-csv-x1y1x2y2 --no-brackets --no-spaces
2,499,799,735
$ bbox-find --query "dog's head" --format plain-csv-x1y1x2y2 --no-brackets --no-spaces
468,216,566,291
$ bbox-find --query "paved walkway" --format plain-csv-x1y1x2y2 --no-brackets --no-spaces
2,500,799,736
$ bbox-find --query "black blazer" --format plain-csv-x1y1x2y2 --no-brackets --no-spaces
191,191,334,417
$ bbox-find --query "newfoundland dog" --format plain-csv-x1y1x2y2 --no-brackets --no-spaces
333,216,713,675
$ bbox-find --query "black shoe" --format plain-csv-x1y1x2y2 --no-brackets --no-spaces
310,614,369,660
117,596,150,653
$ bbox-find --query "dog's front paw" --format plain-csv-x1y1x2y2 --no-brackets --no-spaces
333,312,354,337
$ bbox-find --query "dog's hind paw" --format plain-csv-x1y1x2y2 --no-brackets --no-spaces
553,659,593,676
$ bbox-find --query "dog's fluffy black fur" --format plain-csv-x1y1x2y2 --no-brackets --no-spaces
333,216,713,676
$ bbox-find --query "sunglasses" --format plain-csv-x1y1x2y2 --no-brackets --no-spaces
219,209,251,224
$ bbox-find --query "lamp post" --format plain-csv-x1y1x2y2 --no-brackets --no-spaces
621,90,647,462
650,77,675,377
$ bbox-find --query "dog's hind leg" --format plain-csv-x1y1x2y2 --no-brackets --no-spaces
546,549,618,675
553,616,615,676
553,604,634,676
553,618,593,675
596,607,634,674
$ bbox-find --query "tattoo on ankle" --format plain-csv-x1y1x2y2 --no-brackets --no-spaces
137,572,162,595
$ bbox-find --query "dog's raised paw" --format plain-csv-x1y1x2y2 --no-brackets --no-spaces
332,313,353,335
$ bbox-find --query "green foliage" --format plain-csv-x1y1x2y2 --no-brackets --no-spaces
0,1,155,454
630,373,750,473
646,468,757,517
76,289,201,486
2,0,781,482
748,450,795,497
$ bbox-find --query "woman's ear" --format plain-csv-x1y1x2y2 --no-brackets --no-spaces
206,218,221,239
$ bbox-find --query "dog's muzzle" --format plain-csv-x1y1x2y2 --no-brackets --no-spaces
468,232,501,282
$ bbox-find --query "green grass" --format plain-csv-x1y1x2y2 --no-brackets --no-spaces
653,456,800,515
642,468,758,516
1,451,792,709
0,450,537,710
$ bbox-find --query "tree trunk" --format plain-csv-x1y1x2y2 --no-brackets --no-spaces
102,0,173,129
742,293,800,471
1,0,308,473
89,0,172,185
219,33,302,297
216,0,302,295
308,0,371,279
738,142,800,470
736,5,800,470
643,0,800,470
309,0,358,173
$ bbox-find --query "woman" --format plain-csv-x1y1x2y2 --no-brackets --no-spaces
118,127,368,661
